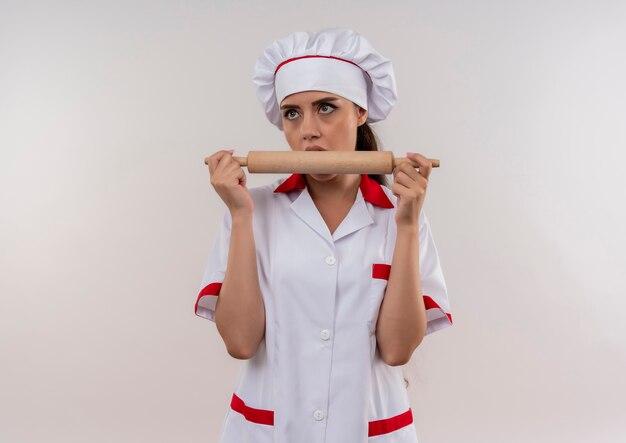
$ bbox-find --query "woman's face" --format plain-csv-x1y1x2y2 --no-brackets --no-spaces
280,90,367,154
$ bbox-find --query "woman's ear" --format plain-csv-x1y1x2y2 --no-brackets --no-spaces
356,106,368,126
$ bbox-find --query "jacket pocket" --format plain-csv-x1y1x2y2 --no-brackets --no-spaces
368,263,391,334
225,393,275,443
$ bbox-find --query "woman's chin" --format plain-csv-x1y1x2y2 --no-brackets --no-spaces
308,173,337,182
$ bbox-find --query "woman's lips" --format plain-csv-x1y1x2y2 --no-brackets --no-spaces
305,146,326,151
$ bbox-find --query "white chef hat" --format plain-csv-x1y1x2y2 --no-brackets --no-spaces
252,28,398,131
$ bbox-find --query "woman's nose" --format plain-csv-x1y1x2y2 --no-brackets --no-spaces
300,112,321,140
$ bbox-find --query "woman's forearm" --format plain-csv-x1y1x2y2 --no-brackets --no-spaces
215,212,266,359
375,225,427,366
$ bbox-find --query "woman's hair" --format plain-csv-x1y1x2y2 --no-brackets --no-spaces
354,110,390,189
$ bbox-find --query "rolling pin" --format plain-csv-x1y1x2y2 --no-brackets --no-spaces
203,151,440,174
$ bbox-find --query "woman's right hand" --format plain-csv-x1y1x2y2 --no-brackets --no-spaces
207,149,254,216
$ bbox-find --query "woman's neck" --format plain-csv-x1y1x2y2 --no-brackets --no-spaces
304,173,361,204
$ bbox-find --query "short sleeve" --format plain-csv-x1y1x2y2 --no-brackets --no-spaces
194,209,232,322
418,211,453,335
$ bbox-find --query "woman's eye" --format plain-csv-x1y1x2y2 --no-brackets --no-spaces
284,109,299,120
319,104,336,114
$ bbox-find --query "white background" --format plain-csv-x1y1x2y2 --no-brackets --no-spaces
1,1,625,442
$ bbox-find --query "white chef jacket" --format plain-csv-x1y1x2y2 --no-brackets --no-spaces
195,173,452,443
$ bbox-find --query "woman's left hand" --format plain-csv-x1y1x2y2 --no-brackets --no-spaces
391,152,433,228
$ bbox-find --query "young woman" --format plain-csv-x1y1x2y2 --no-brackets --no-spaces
196,28,452,443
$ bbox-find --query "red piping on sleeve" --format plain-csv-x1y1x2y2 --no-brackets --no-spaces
423,295,453,324
194,282,222,314
372,264,453,324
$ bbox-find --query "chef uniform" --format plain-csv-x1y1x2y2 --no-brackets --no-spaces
195,28,453,443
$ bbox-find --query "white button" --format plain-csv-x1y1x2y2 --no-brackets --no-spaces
320,329,331,340
325,255,336,266
313,409,325,420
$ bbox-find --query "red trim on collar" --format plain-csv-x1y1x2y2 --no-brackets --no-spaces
359,173,394,208
274,173,394,209
274,173,307,193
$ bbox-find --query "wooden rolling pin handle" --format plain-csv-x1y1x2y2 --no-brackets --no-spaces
202,156,249,166
233,156,248,166
392,157,440,168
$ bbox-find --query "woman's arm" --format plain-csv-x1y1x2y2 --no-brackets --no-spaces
375,152,433,366
375,225,427,366
215,212,266,360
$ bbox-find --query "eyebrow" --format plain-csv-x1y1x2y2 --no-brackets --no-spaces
280,96,339,110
